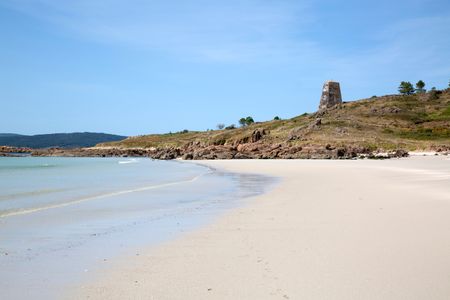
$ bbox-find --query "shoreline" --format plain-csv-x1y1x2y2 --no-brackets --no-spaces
0,158,273,300
2,144,449,160
72,157,450,299
0,145,416,159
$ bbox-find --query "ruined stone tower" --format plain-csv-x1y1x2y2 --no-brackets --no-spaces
319,80,342,110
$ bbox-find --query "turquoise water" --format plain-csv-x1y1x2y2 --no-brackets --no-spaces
0,157,273,299
0,157,207,217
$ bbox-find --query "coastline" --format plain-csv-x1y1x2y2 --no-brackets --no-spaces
0,158,273,299
72,157,450,300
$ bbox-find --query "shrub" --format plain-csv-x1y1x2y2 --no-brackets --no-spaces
429,89,440,100
216,123,225,130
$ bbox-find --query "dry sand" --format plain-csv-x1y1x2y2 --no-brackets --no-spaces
73,157,450,300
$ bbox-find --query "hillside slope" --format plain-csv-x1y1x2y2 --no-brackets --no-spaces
0,132,127,148
100,90,450,154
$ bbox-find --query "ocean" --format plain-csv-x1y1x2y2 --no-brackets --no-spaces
0,157,273,299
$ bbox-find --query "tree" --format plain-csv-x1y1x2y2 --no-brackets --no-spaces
415,80,426,93
239,116,255,127
225,124,236,130
398,81,414,95
274,116,280,120
216,123,225,130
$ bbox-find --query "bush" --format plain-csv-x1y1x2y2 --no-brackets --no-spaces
225,124,236,130
429,89,440,100
216,123,225,130
274,116,280,120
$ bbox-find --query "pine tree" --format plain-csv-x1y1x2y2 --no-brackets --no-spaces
398,81,415,95
245,116,255,125
415,80,426,93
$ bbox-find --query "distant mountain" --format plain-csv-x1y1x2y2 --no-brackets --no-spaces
0,132,127,149
0,133,23,137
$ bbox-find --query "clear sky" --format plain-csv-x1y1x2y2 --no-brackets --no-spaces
1,0,449,136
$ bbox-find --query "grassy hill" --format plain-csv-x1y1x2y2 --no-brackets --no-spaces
99,90,450,152
0,132,127,149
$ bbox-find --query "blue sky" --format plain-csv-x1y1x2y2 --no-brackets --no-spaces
1,0,449,136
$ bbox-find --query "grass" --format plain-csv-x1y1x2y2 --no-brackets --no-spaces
397,127,450,140
99,90,450,151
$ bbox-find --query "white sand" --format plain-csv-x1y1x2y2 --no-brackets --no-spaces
73,157,450,300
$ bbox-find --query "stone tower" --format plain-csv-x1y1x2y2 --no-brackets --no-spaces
319,80,342,110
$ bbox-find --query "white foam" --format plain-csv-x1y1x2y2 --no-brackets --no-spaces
118,159,138,164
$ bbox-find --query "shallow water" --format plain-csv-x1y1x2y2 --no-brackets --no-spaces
0,157,274,299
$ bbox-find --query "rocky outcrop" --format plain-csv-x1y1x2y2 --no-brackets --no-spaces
319,81,342,110
27,144,410,160
251,129,266,143
234,129,267,144
0,146,33,156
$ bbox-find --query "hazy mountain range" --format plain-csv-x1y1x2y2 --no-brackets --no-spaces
0,132,127,149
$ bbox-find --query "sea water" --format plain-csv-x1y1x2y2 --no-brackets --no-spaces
0,157,273,299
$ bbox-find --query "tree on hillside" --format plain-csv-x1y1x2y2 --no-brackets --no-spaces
216,123,225,130
239,116,255,127
398,81,415,95
274,116,281,120
415,80,426,93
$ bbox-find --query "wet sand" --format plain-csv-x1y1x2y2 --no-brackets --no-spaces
73,157,450,300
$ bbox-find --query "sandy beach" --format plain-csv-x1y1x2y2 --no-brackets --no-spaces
73,157,450,300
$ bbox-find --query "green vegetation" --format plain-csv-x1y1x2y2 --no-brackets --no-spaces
398,81,415,95
398,127,450,140
239,116,255,127
415,80,426,93
274,116,281,120
429,89,440,100
99,90,450,151
216,123,225,130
